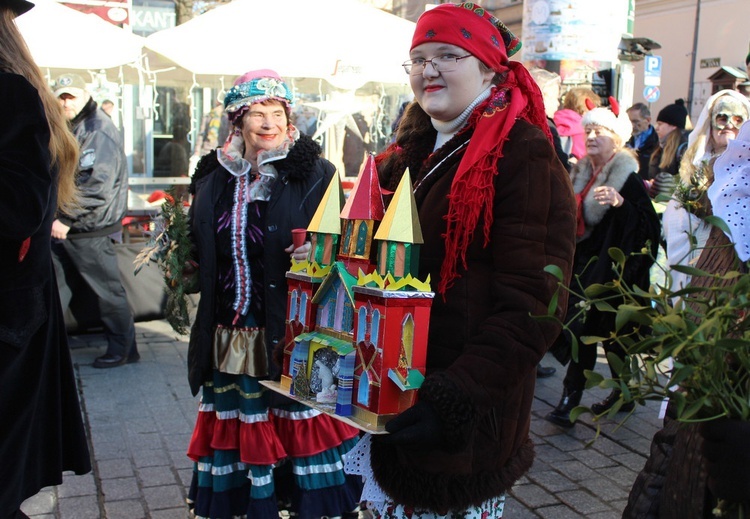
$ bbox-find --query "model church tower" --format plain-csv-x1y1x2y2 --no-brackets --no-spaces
280,159,433,431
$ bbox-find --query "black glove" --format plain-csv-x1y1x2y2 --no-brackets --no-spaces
700,419,750,503
379,401,442,447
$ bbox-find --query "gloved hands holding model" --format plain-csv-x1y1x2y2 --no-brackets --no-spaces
380,401,442,447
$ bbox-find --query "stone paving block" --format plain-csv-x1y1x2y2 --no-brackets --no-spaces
103,499,146,519
627,436,656,457
536,504,587,518
611,451,648,469
57,495,101,519
56,473,96,498
526,469,579,493
578,476,630,501
501,496,540,518
97,458,135,480
177,467,194,489
600,464,640,488
142,484,187,511
101,476,140,501
552,460,598,482
126,432,163,451
90,440,130,460
612,498,629,513
544,432,591,453
590,436,631,456
570,446,619,469
151,507,192,518
138,466,179,488
534,443,576,463
555,489,611,515
511,483,559,508
588,510,625,519
124,418,161,435
170,449,195,471
132,448,170,468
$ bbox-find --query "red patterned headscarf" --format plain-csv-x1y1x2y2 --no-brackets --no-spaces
411,3,551,295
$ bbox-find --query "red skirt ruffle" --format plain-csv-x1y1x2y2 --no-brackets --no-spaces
187,407,287,465
271,409,360,458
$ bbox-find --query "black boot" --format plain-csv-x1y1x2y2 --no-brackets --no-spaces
545,387,583,428
590,390,635,415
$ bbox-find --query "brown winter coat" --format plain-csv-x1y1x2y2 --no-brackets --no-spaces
371,102,577,512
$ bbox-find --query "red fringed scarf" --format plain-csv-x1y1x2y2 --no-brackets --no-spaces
437,62,552,296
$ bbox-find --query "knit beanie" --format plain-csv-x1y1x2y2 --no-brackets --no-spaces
657,99,688,129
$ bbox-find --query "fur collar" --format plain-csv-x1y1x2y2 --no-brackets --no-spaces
189,134,322,195
571,150,638,236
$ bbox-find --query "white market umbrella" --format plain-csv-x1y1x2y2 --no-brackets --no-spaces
15,0,144,70
145,0,414,90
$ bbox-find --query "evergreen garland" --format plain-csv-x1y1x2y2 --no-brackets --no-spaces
134,187,195,335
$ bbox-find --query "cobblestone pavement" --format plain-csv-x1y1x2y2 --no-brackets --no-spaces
21,319,662,518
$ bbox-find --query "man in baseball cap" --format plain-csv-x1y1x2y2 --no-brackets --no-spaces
50,72,139,369
52,73,90,121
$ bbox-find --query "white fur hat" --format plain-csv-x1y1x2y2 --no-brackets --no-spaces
581,106,632,144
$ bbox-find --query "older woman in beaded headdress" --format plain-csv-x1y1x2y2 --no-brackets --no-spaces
344,3,577,517
184,69,361,519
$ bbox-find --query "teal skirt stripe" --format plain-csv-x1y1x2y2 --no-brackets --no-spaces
194,452,248,493
248,464,274,499
291,436,359,491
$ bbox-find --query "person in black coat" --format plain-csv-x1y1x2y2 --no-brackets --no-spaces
184,69,361,519
546,105,661,428
0,1,91,516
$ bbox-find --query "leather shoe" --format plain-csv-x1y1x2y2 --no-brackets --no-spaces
93,352,139,369
545,387,582,428
536,365,556,378
590,390,635,415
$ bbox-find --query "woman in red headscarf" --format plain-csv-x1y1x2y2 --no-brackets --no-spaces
365,3,577,516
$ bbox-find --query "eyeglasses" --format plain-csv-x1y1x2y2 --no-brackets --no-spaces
402,54,473,75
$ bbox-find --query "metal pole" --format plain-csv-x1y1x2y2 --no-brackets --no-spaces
687,0,701,117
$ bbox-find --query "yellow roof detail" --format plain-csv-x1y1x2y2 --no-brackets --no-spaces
374,168,423,244
307,174,344,234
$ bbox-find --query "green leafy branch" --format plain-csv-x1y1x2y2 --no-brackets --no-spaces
133,187,196,335
544,229,750,426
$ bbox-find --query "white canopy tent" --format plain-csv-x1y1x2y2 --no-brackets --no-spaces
144,0,414,92
15,0,144,71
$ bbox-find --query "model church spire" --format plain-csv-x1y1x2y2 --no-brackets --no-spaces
374,168,423,279
337,154,385,276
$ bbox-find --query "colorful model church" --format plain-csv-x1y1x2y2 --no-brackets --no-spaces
280,156,434,431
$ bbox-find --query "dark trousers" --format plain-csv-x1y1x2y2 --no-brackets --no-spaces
562,309,625,391
52,236,137,357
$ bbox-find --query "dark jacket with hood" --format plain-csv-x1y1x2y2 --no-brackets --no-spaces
186,135,334,396
58,96,128,237
371,101,577,512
